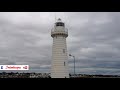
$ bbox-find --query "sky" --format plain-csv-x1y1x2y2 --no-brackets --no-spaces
0,12,120,75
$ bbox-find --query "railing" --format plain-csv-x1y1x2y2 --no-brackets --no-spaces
51,28,68,36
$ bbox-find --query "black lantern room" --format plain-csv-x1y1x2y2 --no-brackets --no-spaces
55,18,65,27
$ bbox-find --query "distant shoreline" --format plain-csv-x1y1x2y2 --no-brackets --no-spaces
0,72,120,78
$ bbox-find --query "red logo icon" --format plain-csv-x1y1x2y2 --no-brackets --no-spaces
23,66,28,69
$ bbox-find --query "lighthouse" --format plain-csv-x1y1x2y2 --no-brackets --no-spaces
51,18,69,78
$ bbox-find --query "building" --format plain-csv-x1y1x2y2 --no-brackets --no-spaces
51,18,69,78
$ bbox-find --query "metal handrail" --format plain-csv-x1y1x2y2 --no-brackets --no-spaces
51,28,68,33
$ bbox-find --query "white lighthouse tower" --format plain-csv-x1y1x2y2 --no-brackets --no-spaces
51,18,69,78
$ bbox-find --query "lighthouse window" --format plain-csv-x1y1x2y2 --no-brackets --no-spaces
56,23,64,26
64,62,65,66
63,49,65,53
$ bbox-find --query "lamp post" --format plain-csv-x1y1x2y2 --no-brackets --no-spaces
69,54,75,75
